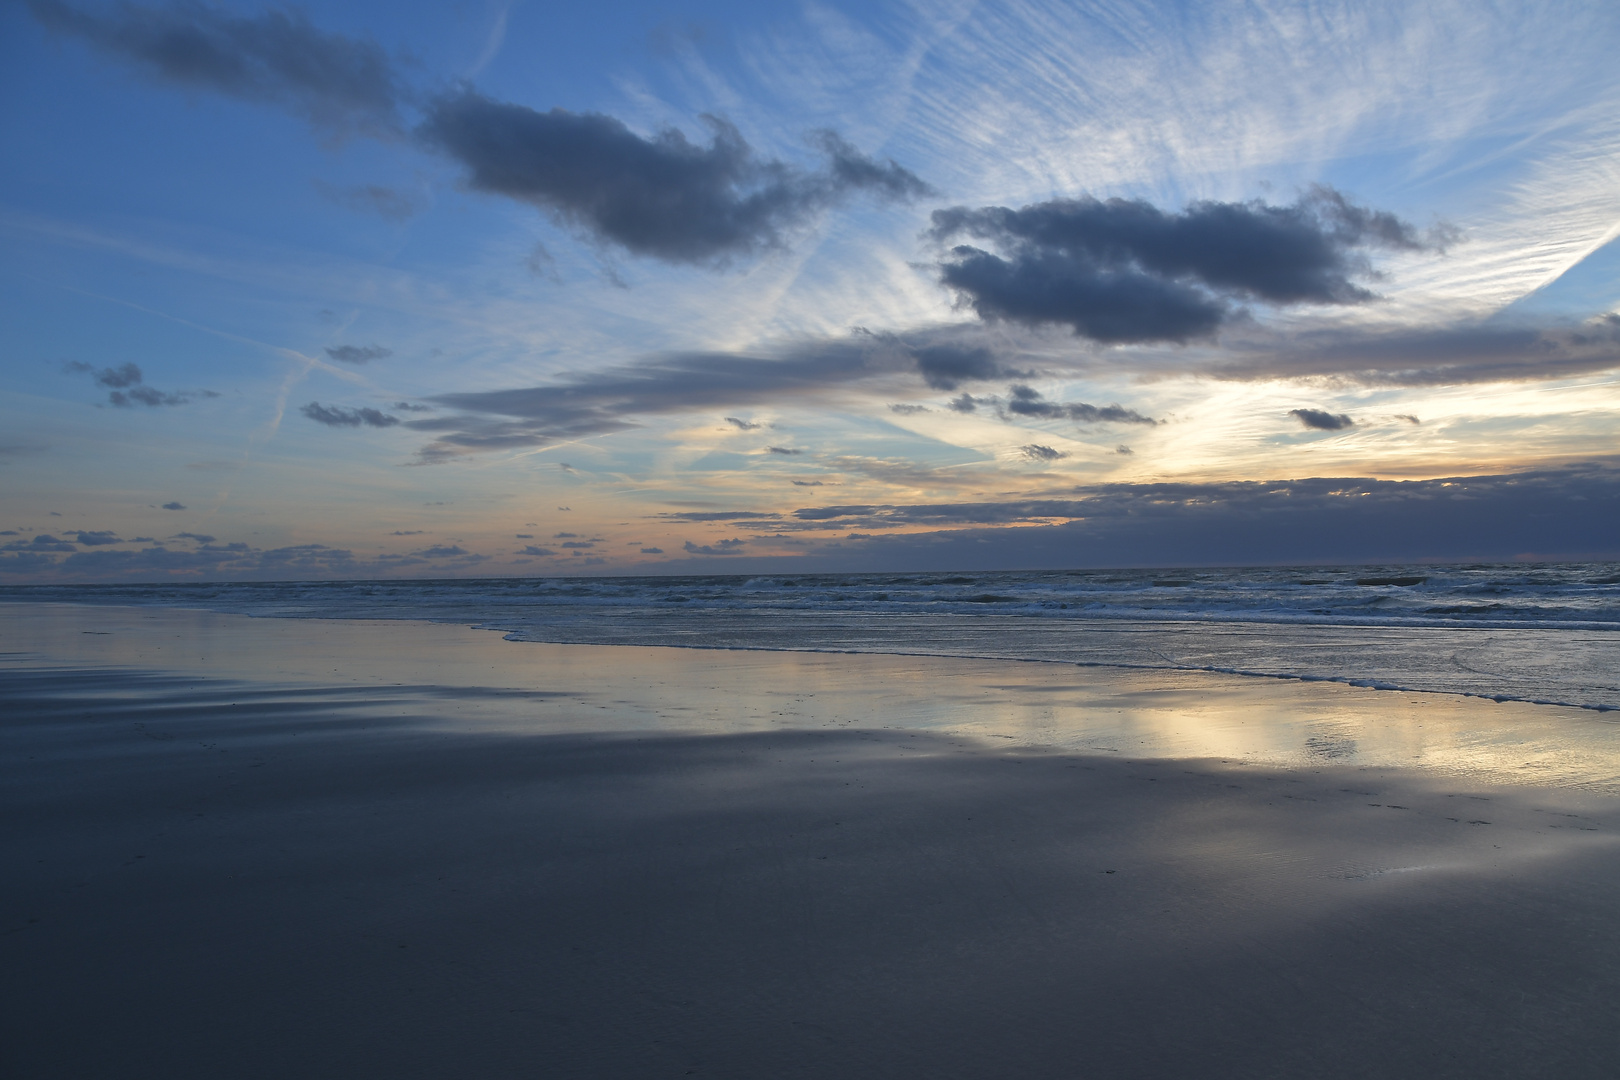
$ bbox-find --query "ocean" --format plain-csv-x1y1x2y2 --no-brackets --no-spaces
5,561,1618,711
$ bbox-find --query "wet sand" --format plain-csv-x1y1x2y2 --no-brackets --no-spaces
4,603,1620,1078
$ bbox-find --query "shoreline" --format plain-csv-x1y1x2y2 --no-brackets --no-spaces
6,596,1620,716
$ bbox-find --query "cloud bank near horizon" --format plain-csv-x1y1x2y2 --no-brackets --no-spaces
5,463,1616,582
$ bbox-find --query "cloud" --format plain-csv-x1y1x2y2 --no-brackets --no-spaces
392,530,425,536
889,404,930,415
683,538,747,555
172,532,216,543
1019,444,1066,461
777,464,1620,570
72,530,121,546
1116,445,1134,456
71,361,143,388
66,360,208,407
791,480,824,486
2,534,76,552
160,502,186,510
313,181,418,221
1289,408,1355,431
110,386,204,407
518,545,557,556
790,501,1090,527
1004,385,1158,425
912,344,1024,391
324,344,392,364
640,547,663,554
417,91,931,266
415,339,888,460
724,417,763,430
26,0,404,138
419,544,469,557
1203,314,1620,385
658,511,780,522
930,186,1448,342
300,401,400,427
559,540,596,549
765,445,803,455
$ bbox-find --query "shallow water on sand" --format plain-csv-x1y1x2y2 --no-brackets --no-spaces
7,602,1618,793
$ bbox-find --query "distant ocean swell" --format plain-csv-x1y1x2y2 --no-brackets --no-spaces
4,563,1618,711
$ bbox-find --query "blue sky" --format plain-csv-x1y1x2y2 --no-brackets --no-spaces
2,0,1618,581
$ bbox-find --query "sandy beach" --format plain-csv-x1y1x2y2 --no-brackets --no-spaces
4,602,1620,1078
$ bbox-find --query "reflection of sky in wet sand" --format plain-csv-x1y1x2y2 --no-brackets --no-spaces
9,602,1618,794
10,603,1620,1075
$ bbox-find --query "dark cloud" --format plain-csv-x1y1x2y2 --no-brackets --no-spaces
161,502,186,510
1395,414,1421,425
766,446,803,456
889,404,930,415
559,541,596,549
2,534,76,552
775,464,1620,570
939,386,1156,425
1204,314,1620,385
67,360,208,407
420,545,468,558
519,545,557,556
172,532,216,543
1290,408,1355,431
1019,444,1066,461
300,401,400,428
1116,445,1134,456
111,386,204,407
73,530,121,546
77,361,143,388
392,530,425,536
324,344,392,364
930,186,1447,342
791,480,824,487
640,547,664,554
392,402,434,412
27,0,404,137
790,501,1088,527
913,344,1013,391
1004,385,1158,425
417,92,931,266
415,341,884,461
724,417,763,430
683,538,747,555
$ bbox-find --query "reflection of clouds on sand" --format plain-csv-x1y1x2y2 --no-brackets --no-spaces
11,602,1620,794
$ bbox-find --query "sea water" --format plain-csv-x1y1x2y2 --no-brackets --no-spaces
5,562,1618,710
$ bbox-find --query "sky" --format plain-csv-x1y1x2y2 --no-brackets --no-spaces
2,0,1618,582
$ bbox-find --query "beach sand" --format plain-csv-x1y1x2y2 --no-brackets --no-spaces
4,602,1619,1078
